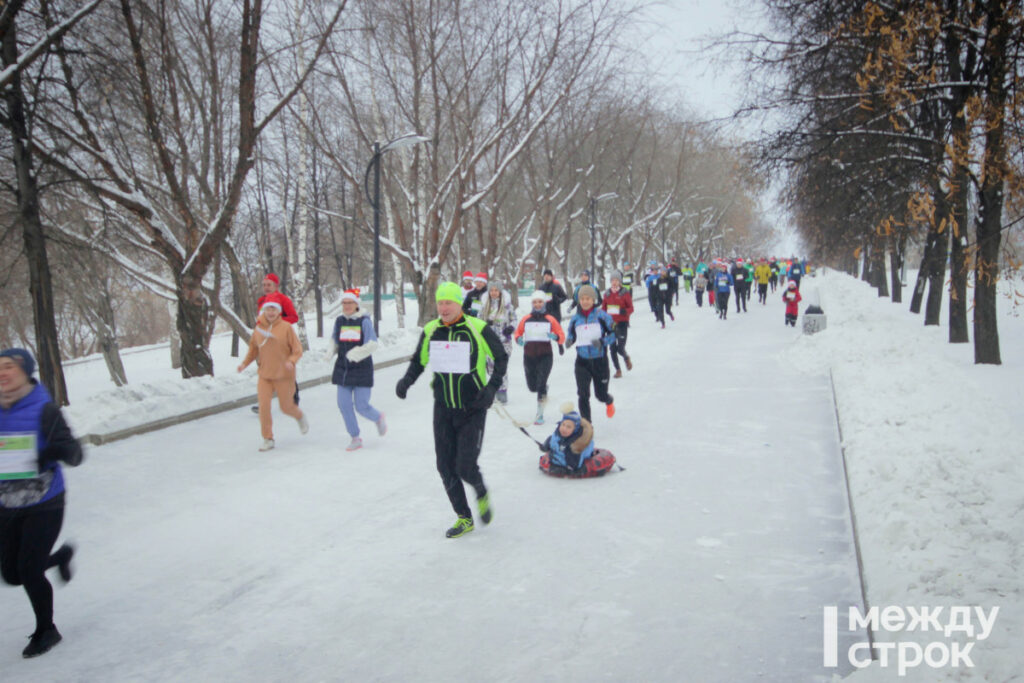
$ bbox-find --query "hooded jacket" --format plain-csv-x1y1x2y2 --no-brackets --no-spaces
542,415,595,470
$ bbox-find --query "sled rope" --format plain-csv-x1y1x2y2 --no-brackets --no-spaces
491,404,545,446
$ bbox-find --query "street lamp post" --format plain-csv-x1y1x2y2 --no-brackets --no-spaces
364,133,430,335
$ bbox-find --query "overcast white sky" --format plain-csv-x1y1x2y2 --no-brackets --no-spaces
635,1,802,253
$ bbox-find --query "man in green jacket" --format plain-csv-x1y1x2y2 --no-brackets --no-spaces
396,282,509,538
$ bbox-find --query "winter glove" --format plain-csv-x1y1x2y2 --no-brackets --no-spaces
589,338,603,349
558,344,565,356
603,333,617,346
564,338,574,350
516,337,525,346
547,332,558,340
395,376,413,399
468,385,497,412
502,324,514,337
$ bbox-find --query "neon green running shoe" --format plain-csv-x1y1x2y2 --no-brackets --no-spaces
445,517,474,538
477,493,492,525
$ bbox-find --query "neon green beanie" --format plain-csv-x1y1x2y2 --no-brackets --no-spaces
435,281,463,303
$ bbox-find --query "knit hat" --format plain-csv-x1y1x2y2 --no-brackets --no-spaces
0,348,35,377
462,270,473,280
473,271,488,284
577,284,598,302
787,281,797,289
611,270,622,282
559,402,582,427
530,290,547,302
436,281,463,303
264,273,280,285
543,268,554,277
340,288,361,304
580,269,591,277
488,278,503,290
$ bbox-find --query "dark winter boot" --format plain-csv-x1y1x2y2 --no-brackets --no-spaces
22,626,61,658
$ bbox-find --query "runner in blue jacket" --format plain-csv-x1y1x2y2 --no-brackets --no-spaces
713,265,735,320
565,285,618,421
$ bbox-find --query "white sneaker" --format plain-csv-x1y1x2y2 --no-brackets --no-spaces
346,437,363,451
297,414,309,434
376,413,387,436
259,438,275,451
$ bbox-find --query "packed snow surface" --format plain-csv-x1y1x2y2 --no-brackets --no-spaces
2,269,1020,682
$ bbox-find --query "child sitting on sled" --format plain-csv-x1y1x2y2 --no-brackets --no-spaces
539,403,595,475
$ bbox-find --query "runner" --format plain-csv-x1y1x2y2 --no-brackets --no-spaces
755,258,772,305
237,293,309,451
461,272,488,317
330,289,385,452
731,259,748,313
253,273,301,412
565,285,617,421
513,291,566,424
0,348,82,658
602,272,634,378
395,282,508,539
713,263,734,320
477,278,517,404
694,269,708,307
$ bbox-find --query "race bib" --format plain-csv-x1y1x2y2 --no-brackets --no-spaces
544,292,553,302
470,299,482,313
659,283,668,291
735,273,745,280
429,341,471,374
575,322,601,345
338,325,361,342
524,322,551,342
0,433,38,480
605,304,620,316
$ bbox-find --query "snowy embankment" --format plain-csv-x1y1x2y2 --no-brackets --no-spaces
785,270,1023,682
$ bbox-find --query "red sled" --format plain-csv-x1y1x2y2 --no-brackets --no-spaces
539,449,617,478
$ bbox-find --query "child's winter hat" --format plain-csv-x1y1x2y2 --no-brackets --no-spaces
341,288,361,304
530,290,547,302
787,280,797,289
577,284,598,301
559,401,582,426
0,348,36,377
488,278,503,290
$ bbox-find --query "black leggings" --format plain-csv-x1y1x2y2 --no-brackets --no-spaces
574,356,613,421
0,503,64,632
523,354,554,399
610,321,629,371
433,404,488,519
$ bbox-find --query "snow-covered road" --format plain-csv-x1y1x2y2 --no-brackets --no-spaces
2,287,866,682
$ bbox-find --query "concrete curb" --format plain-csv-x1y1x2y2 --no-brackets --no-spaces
82,356,411,446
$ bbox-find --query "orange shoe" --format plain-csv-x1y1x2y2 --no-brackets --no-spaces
606,402,616,418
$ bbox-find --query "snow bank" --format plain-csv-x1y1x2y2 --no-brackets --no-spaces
785,270,1023,682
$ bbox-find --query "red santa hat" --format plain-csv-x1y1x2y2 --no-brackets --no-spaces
263,273,280,285
462,270,473,280
260,292,285,312
473,271,488,284
340,288,361,304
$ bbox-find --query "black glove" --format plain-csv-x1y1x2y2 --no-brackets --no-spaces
538,442,549,453
468,385,497,412
395,377,412,399
502,324,514,337
558,344,565,356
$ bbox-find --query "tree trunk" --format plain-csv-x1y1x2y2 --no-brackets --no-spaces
176,274,214,377
2,20,69,405
872,238,889,297
973,1,1008,365
167,300,182,369
924,178,950,325
889,229,906,304
909,226,937,314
